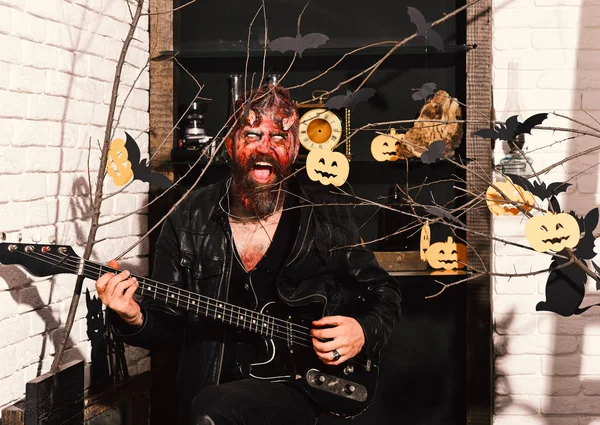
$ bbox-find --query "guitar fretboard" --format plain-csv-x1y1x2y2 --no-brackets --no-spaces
78,261,306,346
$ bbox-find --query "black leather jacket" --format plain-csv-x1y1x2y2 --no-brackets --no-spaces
111,177,401,419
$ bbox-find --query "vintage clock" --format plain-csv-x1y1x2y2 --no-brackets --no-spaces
296,92,352,160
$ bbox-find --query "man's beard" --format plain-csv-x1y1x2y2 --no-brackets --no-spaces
231,154,292,217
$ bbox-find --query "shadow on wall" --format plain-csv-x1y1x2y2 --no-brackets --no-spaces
0,265,83,378
552,0,600,422
0,176,94,384
493,310,539,417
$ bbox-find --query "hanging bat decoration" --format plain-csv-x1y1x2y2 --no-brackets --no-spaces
407,7,444,52
504,174,571,202
268,32,329,58
420,140,446,164
412,82,437,101
107,132,173,189
474,113,548,141
325,88,376,110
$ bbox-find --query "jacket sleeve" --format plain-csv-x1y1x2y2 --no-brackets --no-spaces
342,246,402,357
109,212,186,350
332,207,402,358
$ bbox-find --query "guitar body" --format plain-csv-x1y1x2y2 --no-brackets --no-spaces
242,300,379,418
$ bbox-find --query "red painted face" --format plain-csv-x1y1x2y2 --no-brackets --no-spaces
226,109,298,186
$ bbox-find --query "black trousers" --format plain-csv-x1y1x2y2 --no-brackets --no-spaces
190,379,319,425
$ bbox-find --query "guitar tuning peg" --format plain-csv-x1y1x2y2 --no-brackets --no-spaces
48,235,56,245
17,233,22,243
32,234,41,243
0,232,5,242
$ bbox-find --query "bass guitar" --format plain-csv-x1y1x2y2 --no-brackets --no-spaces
0,242,379,419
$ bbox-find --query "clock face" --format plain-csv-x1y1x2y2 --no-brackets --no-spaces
298,108,343,151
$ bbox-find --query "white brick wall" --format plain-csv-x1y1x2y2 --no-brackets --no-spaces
492,0,600,423
0,0,151,415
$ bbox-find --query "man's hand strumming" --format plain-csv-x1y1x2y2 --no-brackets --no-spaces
95,259,143,327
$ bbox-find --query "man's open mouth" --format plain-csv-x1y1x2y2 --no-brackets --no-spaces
251,161,275,183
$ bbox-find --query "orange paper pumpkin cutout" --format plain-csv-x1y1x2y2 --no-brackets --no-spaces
370,129,402,162
486,179,535,216
106,138,133,186
525,213,580,252
420,221,431,261
426,236,467,270
306,149,350,187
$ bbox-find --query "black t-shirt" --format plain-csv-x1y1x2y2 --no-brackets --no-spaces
220,194,300,383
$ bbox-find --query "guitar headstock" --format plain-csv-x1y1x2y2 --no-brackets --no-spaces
0,242,80,278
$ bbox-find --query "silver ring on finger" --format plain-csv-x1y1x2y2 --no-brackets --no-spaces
332,349,341,361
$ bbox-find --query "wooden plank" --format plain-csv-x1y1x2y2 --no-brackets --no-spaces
84,371,151,422
465,0,493,424
1,405,24,425
148,2,181,424
25,359,84,425
149,0,178,182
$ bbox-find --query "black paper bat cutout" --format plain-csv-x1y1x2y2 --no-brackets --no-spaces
504,174,571,201
412,82,437,101
425,204,463,226
325,88,376,110
407,7,444,52
536,256,596,316
420,140,446,164
573,207,599,260
268,32,329,58
474,113,548,141
124,132,173,189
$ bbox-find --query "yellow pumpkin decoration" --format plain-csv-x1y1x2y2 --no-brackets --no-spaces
370,129,404,162
306,148,350,187
420,221,431,261
525,213,580,252
426,236,467,270
106,137,134,186
486,179,535,216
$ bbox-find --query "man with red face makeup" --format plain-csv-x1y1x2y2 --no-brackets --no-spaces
95,84,401,425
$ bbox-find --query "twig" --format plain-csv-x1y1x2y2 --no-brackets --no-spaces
143,0,197,15
111,59,150,141
357,0,482,91
52,0,145,372
523,141,600,179
552,111,600,135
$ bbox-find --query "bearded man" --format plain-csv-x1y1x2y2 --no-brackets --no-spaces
95,84,402,425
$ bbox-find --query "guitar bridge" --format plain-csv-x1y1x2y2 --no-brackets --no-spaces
306,369,368,402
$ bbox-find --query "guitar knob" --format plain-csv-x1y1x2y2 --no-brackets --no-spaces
314,374,326,385
343,384,356,395
344,365,354,375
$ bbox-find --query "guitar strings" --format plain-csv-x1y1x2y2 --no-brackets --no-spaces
14,248,371,367
16,249,316,348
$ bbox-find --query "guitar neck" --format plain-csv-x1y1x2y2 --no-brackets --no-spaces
0,243,309,346
79,261,287,339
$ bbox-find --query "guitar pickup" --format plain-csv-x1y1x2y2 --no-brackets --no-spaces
306,369,368,402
